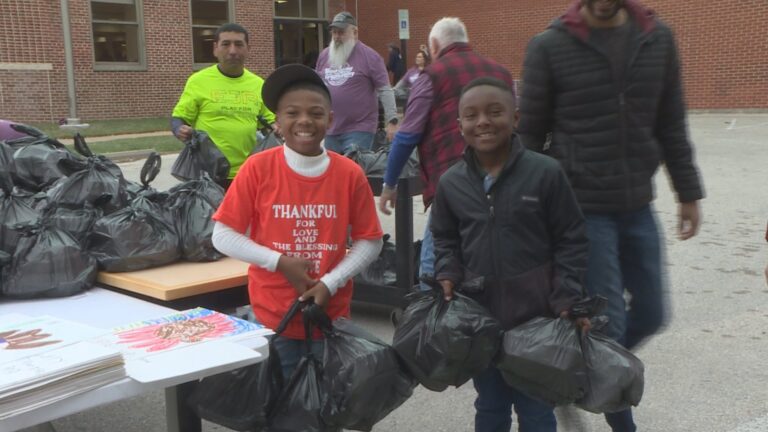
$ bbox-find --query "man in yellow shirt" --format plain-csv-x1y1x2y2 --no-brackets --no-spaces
171,23,274,187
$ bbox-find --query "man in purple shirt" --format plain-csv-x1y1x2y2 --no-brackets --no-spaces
315,12,398,154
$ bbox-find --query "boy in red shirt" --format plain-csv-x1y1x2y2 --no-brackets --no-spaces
212,64,383,379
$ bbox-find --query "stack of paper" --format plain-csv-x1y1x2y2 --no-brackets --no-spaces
0,315,126,419
94,307,272,383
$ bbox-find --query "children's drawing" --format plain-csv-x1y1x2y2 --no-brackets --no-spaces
0,329,61,350
113,308,263,353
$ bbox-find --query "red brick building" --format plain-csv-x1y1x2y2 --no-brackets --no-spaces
1,1,765,123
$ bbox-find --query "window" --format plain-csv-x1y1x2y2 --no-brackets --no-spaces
274,0,325,19
91,0,145,70
191,0,232,64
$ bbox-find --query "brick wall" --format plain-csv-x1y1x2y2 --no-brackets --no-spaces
1,0,276,122
354,0,768,110
1,0,765,122
0,0,69,122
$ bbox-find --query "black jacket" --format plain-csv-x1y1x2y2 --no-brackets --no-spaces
431,136,587,330
517,0,704,212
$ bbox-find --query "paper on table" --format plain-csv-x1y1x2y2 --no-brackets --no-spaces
0,315,110,364
125,339,261,384
97,307,271,361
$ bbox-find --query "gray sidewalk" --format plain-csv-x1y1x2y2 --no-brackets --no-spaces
20,113,768,432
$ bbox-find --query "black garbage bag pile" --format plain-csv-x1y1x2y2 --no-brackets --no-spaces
319,316,416,431
167,173,224,262
392,280,503,391
124,153,174,225
496,317,587,406
171,130,230,186
46,197,108,247
343,145,420,178
576,325,645,413
0,141,15,192
1,218,97,299
5,125,81,191
0,176,40,255
47,135,129,214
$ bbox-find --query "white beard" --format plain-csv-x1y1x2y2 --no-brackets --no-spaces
328,39,356,69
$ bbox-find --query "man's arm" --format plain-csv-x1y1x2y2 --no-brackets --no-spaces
517,34,554,152
431,178,464,300
656,33,704,202
545,165,589,315
171,77,199,142
378,74,434,214
656,30,704,239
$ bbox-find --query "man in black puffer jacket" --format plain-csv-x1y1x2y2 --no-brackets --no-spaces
518,1,704,431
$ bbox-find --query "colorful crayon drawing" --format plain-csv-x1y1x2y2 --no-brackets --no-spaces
114,308,263,353
0,329,61,350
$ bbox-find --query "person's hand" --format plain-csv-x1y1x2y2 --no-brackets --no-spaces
438,279,455,301
385,122,398,142
300,281,331,309
679,201,701,240
276,255,315,296
378,186,397,215
175,125,193,142
560,310,592,333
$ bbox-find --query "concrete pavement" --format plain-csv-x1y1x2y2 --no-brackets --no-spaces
20,113,768,432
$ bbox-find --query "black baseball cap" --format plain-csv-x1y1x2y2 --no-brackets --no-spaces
329,11,356,29
262,64,330,112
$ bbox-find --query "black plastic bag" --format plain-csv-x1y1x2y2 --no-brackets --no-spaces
188,300,308,431
88,202,180,272
269,308,340,432
0,188,40,255
9,135,79,191
496,317,587,406
251,132,282,154
344,145,420,178
171,131,230,185
251,115,282,155
1,221,97,299
354,233,397,287
0,141,14,193
575,329,645,413
167,174,225,262
392,282,503,392
47,138,129,215
320,317,415,431
46,199,107,246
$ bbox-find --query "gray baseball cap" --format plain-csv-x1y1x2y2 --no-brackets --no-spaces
329,11,356,29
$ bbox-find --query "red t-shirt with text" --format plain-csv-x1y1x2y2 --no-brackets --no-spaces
213,147,383,339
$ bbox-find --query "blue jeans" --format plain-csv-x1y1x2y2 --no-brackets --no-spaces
271,335,324,382
324,131,374,154
473,367,557,432
419,211,435,291
584,204,666,432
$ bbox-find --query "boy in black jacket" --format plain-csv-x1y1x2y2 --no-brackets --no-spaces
431,77,590,432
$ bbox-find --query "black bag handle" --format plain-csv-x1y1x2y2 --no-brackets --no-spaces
274,298,313,336
140,152,162,186
73,133,94,157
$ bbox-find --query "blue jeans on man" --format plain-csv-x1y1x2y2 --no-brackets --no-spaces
584,204,666,432
473,367,557,432
324,131,375,154
419,211,435,291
